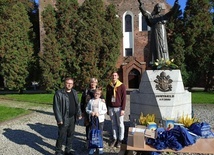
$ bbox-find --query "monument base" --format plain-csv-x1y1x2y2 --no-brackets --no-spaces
130,70,192,124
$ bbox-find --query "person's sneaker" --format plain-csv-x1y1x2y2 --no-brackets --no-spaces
116,140,122,148
89,149,95,155
98,148,103,154
109,139,117,147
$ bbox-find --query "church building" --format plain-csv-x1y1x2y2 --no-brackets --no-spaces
39,0,172,89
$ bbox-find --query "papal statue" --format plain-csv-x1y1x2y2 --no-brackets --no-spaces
138,0,179,61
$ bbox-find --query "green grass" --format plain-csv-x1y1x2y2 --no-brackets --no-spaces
0,92,213,104
0,93,82,104
0,93,82,123
191,91,214,104
0,94,54,104
0,105,30,122
0,91,213,123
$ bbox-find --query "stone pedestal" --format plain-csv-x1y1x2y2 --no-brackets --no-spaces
130,70,192,124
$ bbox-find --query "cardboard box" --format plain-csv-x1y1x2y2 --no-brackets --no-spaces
163,119,175,130
129,127,145,148
144,129,156,139
147,122,157,130
133,131,145,148
135,125,147,129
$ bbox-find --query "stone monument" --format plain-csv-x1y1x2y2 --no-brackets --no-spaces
130,70,192,123
130,0,192,124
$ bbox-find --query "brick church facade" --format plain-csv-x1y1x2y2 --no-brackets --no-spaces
39,0,171,89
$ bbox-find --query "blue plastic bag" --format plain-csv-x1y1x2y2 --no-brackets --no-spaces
89,128,103,148
88,116,103,148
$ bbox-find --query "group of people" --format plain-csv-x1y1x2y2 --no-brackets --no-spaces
53,71,126,155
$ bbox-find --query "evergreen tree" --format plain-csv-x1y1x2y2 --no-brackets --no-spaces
39,5,62,92
39,0,122,91
27,1,41,87
183,0,214,90
211,0,214,23
76,0,106,89
19,0,35,11
0,2,33,91
167,4,189,85
56,0,80,82
98,4,122,87
74,0,122,89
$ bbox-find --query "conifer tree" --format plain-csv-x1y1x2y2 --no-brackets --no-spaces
0,2,33,91
211,0,214,23
75,0,122,89
56,0,80,81
40,0,121,90
183,0,214,90
39,5,62,92
27,1,41,85
167,4,189,84
76,0,106,89
98,4,122,87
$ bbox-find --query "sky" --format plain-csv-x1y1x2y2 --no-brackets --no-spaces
167,0,187,11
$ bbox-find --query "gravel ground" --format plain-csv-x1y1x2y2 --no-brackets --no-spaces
0,96,214,155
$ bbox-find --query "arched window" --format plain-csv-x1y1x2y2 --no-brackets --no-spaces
139,13,151,31
125,15,132,32
142,16,148,31
123,12,134,57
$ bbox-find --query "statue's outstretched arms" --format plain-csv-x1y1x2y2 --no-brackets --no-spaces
165,0,179,17
138,0,151,17
138,0,142,6
172,0,179,12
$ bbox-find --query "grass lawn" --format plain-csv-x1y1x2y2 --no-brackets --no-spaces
0,93,82,104
191,91,214,104
0,91,213,123
0,94,54,105
0,105,30,122
0,92,213,104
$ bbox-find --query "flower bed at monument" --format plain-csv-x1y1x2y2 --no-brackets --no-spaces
153,58,178,70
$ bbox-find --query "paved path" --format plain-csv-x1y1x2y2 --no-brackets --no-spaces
0,96,131,155
1,95,214,155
